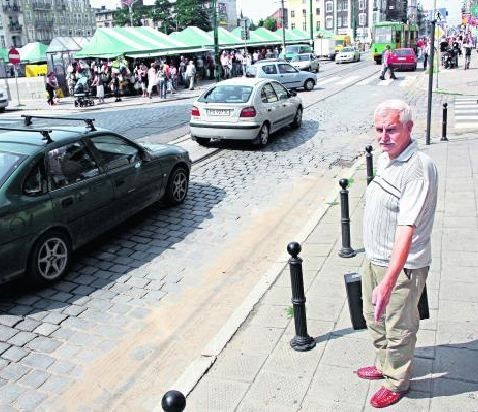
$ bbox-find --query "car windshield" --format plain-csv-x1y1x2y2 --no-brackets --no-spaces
199,85,254,103
0,151,25,188
292,55,310,62
341,47,354,52
285,46,300,54
394,49,413,56
374,27,392,43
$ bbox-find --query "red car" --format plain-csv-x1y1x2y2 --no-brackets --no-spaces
389,48,417,71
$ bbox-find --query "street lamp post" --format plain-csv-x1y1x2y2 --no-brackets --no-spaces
211,0,220,82
281,0,286,52
309,0,314,47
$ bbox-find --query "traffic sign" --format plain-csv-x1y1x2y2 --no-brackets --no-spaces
8,48,20,65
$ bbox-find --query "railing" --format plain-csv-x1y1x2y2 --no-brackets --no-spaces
8,22,22,31
2,3,21,12
32,1,51,9
34,19,54,29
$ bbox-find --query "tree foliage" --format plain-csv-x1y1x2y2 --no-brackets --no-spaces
263,17,277,31
152,0,174,33
174,0,211,32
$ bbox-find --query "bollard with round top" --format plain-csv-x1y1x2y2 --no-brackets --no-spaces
338,179,356,258
287,242,316,352
365,145,374,185
162,390,186,412
441,102,449,142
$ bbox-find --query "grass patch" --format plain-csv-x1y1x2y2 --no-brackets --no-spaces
347,177,355,187
326,201,339,206
433,88,464,96
286,306,294,318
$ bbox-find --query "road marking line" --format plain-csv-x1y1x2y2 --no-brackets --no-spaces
319,76,341,85
454,116,478,120
379,79,394,86
455,122,478,129
337,75,359,85
454,104,478,109
356,77,376,85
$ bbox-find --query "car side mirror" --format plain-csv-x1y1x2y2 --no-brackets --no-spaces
288,90,297,97
141,149,153,162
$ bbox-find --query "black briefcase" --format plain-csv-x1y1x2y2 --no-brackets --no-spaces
344,272,430,330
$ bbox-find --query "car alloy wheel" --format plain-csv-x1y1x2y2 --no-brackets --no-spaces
166,166,189,205
29,231,71,283
304,79,315,91
256,124,269,147
291,107,303,129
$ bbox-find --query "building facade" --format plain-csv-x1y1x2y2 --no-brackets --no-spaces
322,0,371,41
288,0,324,34
270,7,288,29
0,0,96,48
95,6,115,29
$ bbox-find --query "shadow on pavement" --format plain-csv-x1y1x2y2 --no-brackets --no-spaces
0,181,225,311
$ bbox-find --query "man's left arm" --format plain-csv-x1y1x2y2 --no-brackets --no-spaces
372,225,415,321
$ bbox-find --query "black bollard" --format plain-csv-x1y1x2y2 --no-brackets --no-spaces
441,102,449,141
365,145,374,185
162,390,186,412
287,242,316,352
338,179,356,258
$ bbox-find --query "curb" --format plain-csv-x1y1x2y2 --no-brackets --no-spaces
160,152,368,404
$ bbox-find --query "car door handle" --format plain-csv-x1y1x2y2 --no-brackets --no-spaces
115,179,125,187
267,108,272,112
62,197,74,208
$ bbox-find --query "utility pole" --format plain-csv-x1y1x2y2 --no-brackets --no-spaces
281,0,286,52
309,0,314,47
212,0,220,82
426,0,437,145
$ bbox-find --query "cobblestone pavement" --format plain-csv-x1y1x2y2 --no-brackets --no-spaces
0,72,418,409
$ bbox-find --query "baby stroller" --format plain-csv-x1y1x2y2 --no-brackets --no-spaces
73,76,95,107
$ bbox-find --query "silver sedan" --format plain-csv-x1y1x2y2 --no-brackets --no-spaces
190,78,303,147
336,47,361,63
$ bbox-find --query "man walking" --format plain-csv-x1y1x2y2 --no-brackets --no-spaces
185,60,197,90
358,100,438,408
379,45,397,80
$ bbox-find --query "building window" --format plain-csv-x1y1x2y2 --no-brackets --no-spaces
337,2,342,11
302,9,306,16
291,10,295,18
359,0,365,10
303,21,307,31
291,22,295,29
359,12,366,25
316,20,320,30
325,2,333,13
342,1,348,11
316,7,320,15
325,16,333,29
338,16,342,26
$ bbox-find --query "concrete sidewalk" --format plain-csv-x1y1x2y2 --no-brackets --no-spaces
3,80,214,112
183,72,478,410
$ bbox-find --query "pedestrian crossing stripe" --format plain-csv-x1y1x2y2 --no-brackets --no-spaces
356,77,376,86
319,76,341,85
454,96,478,130
337,75,360,85
455,122,478,129
379,79,394,86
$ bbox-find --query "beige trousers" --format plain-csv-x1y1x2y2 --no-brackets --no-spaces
362,260,428,392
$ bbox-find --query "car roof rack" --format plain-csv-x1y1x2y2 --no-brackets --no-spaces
0,127,53,143
21,115,96,131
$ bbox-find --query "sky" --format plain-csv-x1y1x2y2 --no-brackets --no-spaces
90,0,464,26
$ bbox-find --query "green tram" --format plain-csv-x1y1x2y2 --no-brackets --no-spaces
371,21,418,64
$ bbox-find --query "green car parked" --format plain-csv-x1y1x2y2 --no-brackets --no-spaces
0,116,191,285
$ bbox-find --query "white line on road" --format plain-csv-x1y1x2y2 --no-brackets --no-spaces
356,77,376,86
379,79,394,86
337,76,360,85
455,122,478,129
319,76,341,85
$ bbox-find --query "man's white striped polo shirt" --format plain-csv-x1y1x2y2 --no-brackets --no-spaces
363,140,438,269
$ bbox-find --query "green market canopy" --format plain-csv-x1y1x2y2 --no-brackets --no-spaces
19,42,48,63
0,48,8,61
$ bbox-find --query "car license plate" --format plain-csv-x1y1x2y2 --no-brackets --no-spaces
208,109,230,116
398,57,406,61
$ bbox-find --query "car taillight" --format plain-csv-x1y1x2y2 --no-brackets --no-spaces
240,106,256,118
191,106,200,116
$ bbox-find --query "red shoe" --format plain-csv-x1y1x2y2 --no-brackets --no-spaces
356,366,384,380
370,387,407,408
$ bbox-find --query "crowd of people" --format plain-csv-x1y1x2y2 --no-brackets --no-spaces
44,46,283,107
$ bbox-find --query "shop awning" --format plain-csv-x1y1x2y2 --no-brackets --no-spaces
47,37,89,53
19,42,48,63
170,26,213,48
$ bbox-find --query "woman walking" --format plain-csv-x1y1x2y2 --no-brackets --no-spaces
45,72,58,106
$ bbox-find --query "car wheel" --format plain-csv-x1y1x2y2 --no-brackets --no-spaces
195,137,211,146
255,123,269,147
358,55,361,62
0,107,5,113
304,79,315,91
165,166,189,205
28,231,71,284
291,107,303,129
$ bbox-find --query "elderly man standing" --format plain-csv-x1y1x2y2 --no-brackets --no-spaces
358,100,438,408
